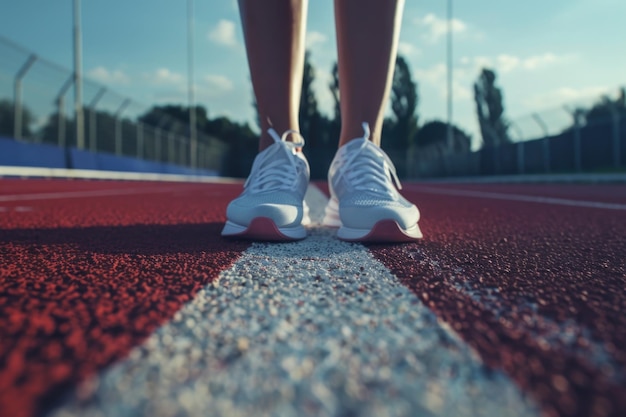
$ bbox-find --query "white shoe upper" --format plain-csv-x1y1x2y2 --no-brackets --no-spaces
226,128,310,229
325,122,420,231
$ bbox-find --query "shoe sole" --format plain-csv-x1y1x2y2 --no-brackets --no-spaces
337,219,423,243
221,217,307,241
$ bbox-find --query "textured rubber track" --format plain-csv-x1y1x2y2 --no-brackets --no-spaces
362,183,626,417
0,179,249,417
2,179,625,417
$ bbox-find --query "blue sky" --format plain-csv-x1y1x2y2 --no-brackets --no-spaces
1,0,625,147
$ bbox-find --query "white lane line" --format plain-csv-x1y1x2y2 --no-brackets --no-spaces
408,185,626,211
401,246,624,385
0,187,182,202
0,165,242,183
52,186,539,417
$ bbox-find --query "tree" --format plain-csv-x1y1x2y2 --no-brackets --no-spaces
0,99,34,138
329,62,341,141
387,55,419,151
414,120,471,153
584,87,626,126
39,111,75,147
139,104,209,138
474,68,510,147
299,51,321,147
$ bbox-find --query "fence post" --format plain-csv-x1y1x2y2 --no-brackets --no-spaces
609,104,621,168
517,141,525,175
183,138,189,166
88,87,106,153
564,106,583,173
168,132,175,164
114,99,130,156
137,122,144,159
13,54,37,140
55,75,74,147
199,143,206,170
532,113,550,173
155,128,162,162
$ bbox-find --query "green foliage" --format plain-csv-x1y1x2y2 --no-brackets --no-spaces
386,56,419,151
138,104,258,177
0,99,34,138
414,120,471,153
474,68,510,147
328,62,341,142
299,51,319,145
584,87,626,126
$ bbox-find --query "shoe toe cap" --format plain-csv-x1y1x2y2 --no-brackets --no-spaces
339,203,419,230
227,201,302,228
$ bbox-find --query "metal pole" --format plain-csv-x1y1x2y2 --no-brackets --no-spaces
114,99,130,155
532,113,550,172
88,87,106,152
168,132,176,164
531,113,549,137
55,75,74,147
446,0,454,152
607,104,621,168
57,96,66,147
564,106,582,173
73,0,85,149
187,0,197,168
13,54,37,140
517,141,525,175
155,128,162,162
137,122,144,159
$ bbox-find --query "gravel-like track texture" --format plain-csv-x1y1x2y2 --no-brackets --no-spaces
365,183,626,417
51,224,538,417
0,180,249,417
1,179,625,417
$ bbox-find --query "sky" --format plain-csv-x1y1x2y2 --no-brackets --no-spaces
1,0,625,148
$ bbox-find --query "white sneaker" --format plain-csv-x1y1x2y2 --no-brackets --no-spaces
324,122,422,242
221,128,310,241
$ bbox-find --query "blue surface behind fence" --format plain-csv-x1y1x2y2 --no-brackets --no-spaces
0,136,217,176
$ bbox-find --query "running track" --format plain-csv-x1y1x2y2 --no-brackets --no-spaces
0,178,625,417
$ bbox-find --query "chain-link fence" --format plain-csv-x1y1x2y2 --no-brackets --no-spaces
407,89,626,178
0,36,225,172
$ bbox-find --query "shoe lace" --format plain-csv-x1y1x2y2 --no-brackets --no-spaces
337,122,402,194
246,128,305,192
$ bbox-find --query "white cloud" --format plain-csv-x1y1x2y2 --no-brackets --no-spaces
204,74,234,93
398,42,421,58
521,53,561,70
208,19,238,47
306,31,327,49
312,67,335,117
495,54,521,73
415,63,446,86
146,68,235,105
414,63,470,101
144,68,184,85
417,13,467,43
88,66,130,85
470,53,573,74
523,86,613,110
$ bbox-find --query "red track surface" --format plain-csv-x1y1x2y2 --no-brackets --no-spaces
1,179,625,417
368,184,626,417
0,180,249,417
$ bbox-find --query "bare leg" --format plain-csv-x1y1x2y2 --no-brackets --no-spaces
238,0,308,151
334,0,405,147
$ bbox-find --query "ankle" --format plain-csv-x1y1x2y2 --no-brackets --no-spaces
339,122,380,147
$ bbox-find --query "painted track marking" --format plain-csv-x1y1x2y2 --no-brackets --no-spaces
52,186,539,417
0,187,181,202
409,185,626,210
